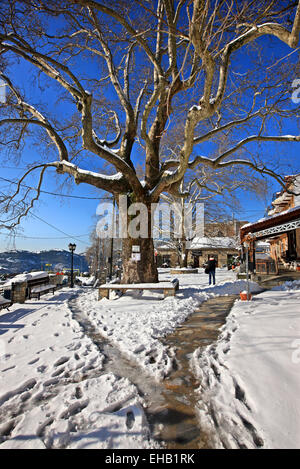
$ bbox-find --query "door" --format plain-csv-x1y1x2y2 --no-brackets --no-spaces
287,230,297,261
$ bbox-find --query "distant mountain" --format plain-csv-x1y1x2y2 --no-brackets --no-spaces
0,249,88,274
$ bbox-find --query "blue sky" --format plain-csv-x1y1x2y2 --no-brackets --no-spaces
0,165,104,253
0,7,300,253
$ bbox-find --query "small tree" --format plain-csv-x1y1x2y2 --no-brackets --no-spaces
86,223,122,279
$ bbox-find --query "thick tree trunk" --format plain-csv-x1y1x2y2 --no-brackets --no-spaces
121,236,158,283
178,252,188,268
119,196,158,284
178,240,188,268
182,251,188,268
181,238,188,268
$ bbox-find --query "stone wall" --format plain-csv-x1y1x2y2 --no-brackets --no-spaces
11,281,27,304
158,248,239,268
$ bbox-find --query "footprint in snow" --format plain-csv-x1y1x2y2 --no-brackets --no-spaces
126,411,135,430
51,367,65,377
2,365,16,372
28,358,39,365
2,353,12,360
54,357,70,367
43,377,59,387
20,391,31,402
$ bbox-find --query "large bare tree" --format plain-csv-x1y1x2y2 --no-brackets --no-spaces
0,0,300,283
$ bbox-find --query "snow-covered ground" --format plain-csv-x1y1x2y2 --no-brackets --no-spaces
0,268,261,449
76,268,262,380
1,268,298,449
0,289,157,449
192,280,300,449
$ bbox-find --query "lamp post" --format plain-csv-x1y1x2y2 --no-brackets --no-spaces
68,243,76,288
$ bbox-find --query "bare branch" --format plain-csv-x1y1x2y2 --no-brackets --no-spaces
1,73,69,161
70,0,165,77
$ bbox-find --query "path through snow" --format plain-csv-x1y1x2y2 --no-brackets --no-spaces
192,284,300,449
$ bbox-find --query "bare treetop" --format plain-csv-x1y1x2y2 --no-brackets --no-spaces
0,1,299,227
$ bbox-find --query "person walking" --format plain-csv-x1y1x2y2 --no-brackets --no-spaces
207,256,217,285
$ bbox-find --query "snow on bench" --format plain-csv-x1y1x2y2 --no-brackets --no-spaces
29,284,56,300
99,278,179,300
0,295,11,311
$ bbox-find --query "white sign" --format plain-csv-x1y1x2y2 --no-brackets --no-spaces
131,253,141,261
132,245,140,253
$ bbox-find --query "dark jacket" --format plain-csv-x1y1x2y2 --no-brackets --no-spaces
207,259,217,272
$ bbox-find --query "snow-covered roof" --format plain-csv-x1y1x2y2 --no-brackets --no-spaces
155,243,173,250
285,173,300,181
189,237,239,250
241,222,252,229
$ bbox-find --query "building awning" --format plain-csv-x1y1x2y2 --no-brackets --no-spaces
241,206,300,241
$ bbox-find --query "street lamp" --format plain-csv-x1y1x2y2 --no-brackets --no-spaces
68,243,76,288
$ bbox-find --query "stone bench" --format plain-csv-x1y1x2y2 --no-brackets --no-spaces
29,284,56,300
99,278,179,300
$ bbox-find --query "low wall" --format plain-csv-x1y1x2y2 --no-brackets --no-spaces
170,268,198,275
